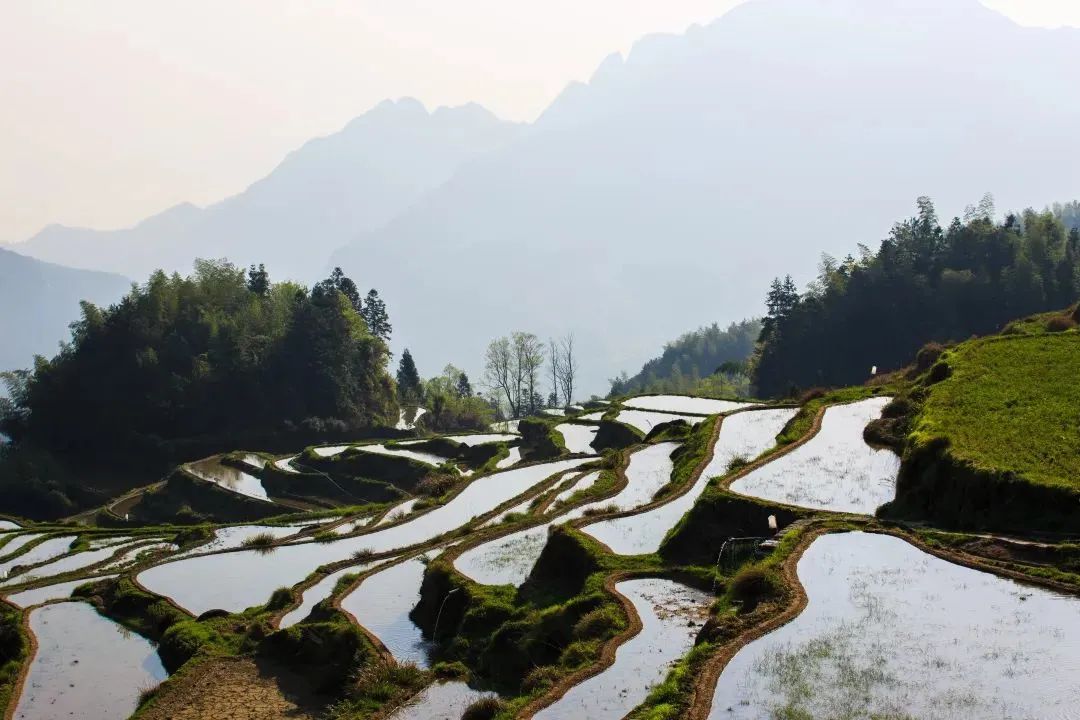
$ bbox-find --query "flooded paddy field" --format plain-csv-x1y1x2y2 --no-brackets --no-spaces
186,456,273,501
0,535,77,580
708,531,1080,719
616,409,705,434
386,681,496,720
555,423,599,454
623,395,757,416
138,458,589,614
534,578,710,720
340,555,434,666
13,602,167,720
585,408,797,555
728,397,899,514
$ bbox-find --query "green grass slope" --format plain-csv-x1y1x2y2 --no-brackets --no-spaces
913,333,1080,491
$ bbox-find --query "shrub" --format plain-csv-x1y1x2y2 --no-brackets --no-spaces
881,396,912,418
558,639,598,668
462,697,507,720
416,472,460,497
572,606,621,640
1046,315,1077,333
726,455,750,473
521,665,561,693
241,532,277,549
728,567,781,611
913,342,946,373
1073,304,1080,324
432,660,469,680
797,387,826,404
927,361,952,384
266,587,294,611
136,682,161,707
351,548,376,562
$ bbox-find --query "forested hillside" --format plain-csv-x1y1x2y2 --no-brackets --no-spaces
608,319,759,397
753,198,1080,396
1,260,397,459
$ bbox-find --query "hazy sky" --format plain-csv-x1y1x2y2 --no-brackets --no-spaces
2,0,1078,244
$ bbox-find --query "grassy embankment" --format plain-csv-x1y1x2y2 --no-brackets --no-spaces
883,309,1080,532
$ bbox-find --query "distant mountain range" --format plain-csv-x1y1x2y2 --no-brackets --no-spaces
15,99,521,282
8,0,1080,395
0,247,129,374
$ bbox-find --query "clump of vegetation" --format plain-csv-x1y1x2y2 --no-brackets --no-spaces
726,455,750,473
416,472,461,498
136,682,161,708
325,660,428,719
521,665,560,693
351,548,376,562
1046,315,1077,332
728,566,782,611
241,532,277,549
462,697,507,720
266,587,295,611
572,606,623,640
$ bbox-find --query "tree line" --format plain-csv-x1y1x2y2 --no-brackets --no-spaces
607,319,760,398
0,260,398,458
752,195,1080,396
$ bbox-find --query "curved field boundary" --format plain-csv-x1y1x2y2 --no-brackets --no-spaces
516,569,710,719
437,453,630,570
330,553,427,665
532,468,600,515
684,522,1080,719
685,524,826,720
572,404,805,554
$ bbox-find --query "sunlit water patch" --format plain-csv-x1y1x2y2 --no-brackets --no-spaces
100,542,178,570
280,562,375,629
0,541,139,588
313,445,349,457
556,423,598,454
5,575,118,609
495,446,522,469
0,520,20,532
273,455,301,473
186,456,271,501
139,459,589,614
175,524,302,557
0,536,77,580
547,470,600,512
534,578,710,720
14,602,168,720
457,446,677,587
624,395,757,415
387,681,497,720
359,443,449,466
728,397,899,514
377,498,422,526
402,433,518,447
578,411,605,422
340,555,436,667
709,531,1080,719
585,408,797,555
616,410,704,434
0,534,44,562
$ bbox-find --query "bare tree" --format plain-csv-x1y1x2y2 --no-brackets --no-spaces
548,338,562,407
484,337,517,417
556,332,577,406
513,332,544,415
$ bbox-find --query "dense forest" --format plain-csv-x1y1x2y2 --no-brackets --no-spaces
1,260,398,459
753,197,1080,396
608,319,760,398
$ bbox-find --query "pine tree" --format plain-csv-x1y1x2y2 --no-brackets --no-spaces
246,264,269,296
361,289,392,344
456,371,472,398
396,349,421,403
